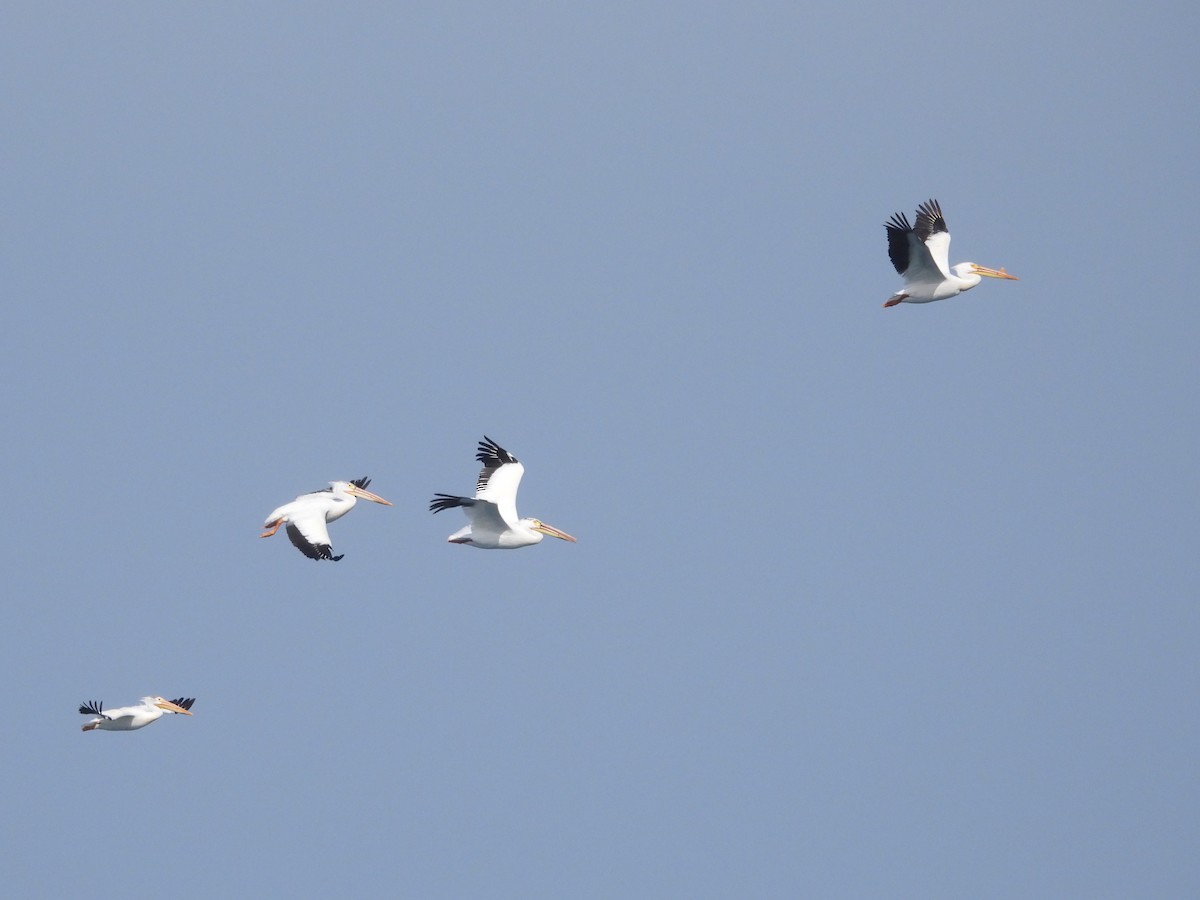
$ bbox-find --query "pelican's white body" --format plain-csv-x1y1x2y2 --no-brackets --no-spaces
431,438,576,550
894,261,984,303
445,514,549,549
884,200,1017,306
261,479,392,561
264,483,360,532
81,697,192,732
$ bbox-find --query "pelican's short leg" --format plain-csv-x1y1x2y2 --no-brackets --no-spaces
259,519,283,538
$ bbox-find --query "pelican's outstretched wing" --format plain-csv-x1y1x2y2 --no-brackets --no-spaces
885,210,914,275
286,513,343,561
913,198,951,279
885,198,950,284
430,493,511,540
474,436,524,529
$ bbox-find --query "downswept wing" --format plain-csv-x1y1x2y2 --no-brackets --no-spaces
99,708,139,727
285,512,343,561
429,494,513,541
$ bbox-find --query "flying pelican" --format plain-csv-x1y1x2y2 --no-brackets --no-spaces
260,477,392,561
430,436,577,549
79,696,195,732
884,199,1017,307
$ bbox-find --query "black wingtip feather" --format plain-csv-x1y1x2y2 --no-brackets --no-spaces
79,700,103,715
885,211,914,275
914,198,947,241
476,436,518,466
350,476,371,490
285,523,340,561
430,494,473,514
169,697,196,711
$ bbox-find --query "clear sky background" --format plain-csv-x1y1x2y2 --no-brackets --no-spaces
3,3,1196,897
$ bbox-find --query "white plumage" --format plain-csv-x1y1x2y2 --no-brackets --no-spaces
79,696,194,732
261,477,392,561
884,199,1017,307
430,437,577,549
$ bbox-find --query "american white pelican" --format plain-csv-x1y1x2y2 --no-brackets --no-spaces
884,199,1017,307
79,696,195,732
430,436,577,549
261,477,392,561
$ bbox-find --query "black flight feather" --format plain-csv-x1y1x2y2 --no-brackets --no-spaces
475,437,518,493
913,198,947,241
885,210,914,274
286,524,343,561
430,494,473,514
476,437,517,467
885,200,948,275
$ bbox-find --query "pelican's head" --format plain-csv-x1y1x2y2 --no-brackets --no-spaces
526,518,577,543
148,697,193,716
334,479,393,506
965,263,1018,281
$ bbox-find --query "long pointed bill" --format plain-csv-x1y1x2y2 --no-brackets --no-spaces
973,265,1018,280
347,486,393,506
534,522,577,542
155,699,193,716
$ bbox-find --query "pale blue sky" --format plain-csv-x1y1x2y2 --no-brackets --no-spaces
3,3,1197,897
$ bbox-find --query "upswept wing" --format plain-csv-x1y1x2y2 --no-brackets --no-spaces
913,198,951,279
885,210,913,275
79,700,106,717
885,199,951,283
168,698,196,712
474,436,524,528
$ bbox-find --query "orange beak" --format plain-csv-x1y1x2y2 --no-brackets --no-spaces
347,486,393,506
973,265,1018,280
533,522,577,542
